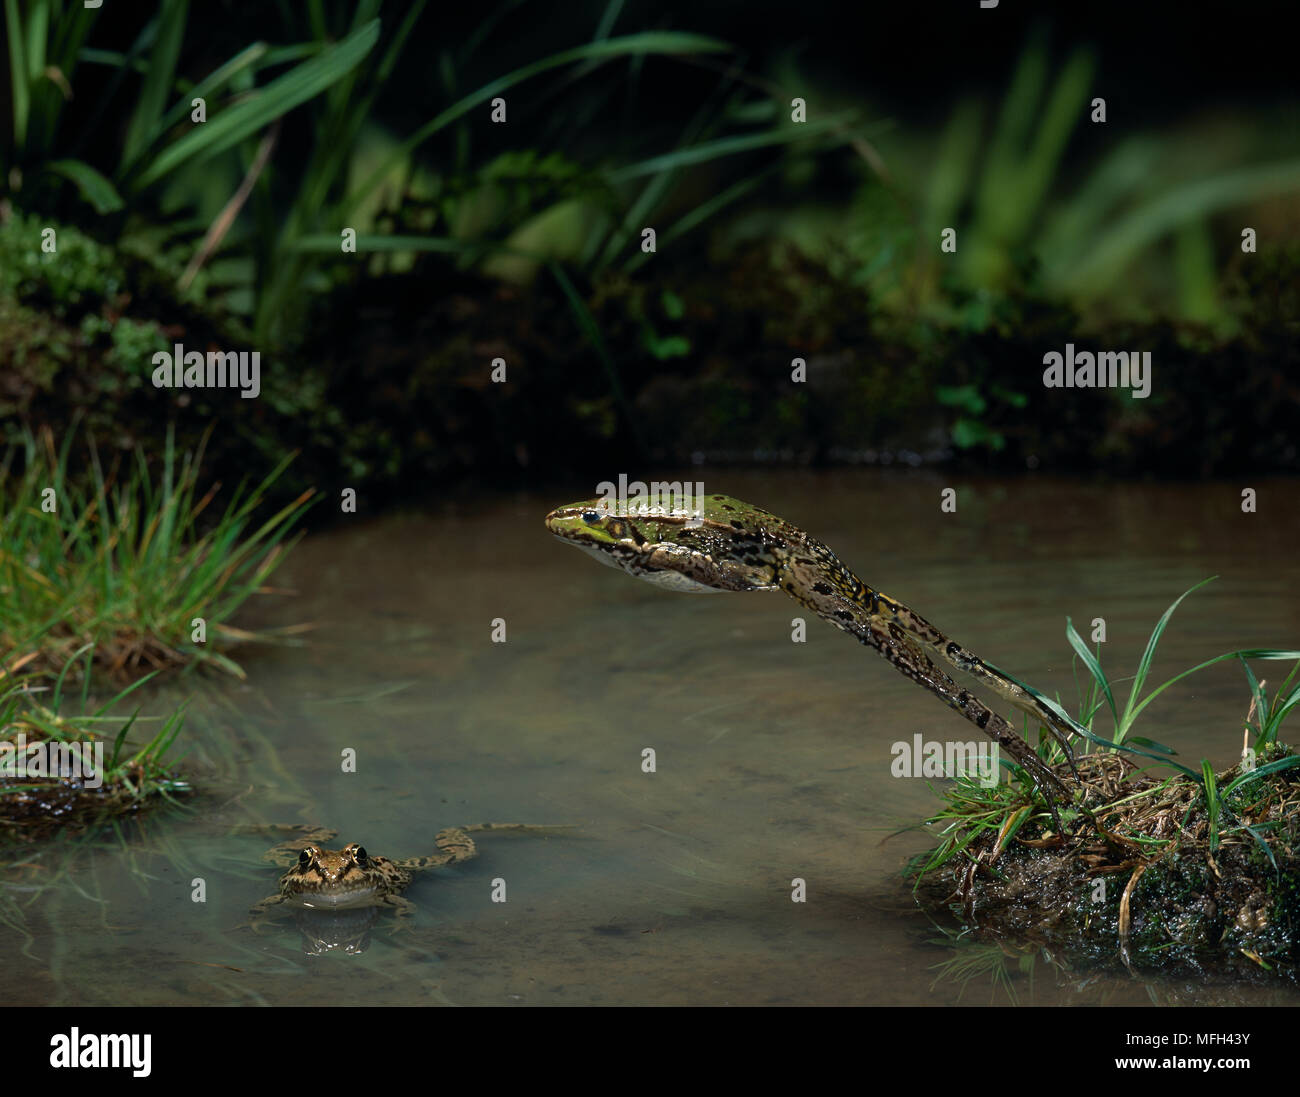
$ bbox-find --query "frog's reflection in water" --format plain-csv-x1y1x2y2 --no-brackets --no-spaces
291,906,383,956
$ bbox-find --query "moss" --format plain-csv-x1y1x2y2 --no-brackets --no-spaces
0,207,310,506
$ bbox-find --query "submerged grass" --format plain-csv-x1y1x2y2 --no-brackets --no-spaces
0,427,314,680
909,580,1300,972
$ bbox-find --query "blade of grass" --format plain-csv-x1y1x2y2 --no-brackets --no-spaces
121,0,188,169
342,31,732,218
1202,760,1220,852
607,114,862,182
43,158,125,213
1222,755,1300,798
548,260,646,459
1118,577,1219,738
4,0,30,151
1068,160,1300,290
133,19,380,188
1066,616,1117,731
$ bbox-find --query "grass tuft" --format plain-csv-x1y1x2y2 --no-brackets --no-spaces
0,426,314,681
0,653,191,842
908,581,1300,970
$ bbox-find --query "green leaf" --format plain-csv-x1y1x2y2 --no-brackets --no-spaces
951,419,1003,450
997,665,1205,778
344,32,732,216
51,642,95,713
1123,736,1176,755
1119,576,1218,736
1238,652,1266,736
990,384,1028,409
1240,823,1279,875
607,114,859,182
1066,160,1300,290
624,166,776,273
1065,617,1117,730
1201,759,1220,852
152,41,269,140
109,708,141,771
286,234,476,254
133,19,380,188
122,0,189,168
1126,647,1300,729
44,159,125,213
935,384,986,414
5,0,30,150
1267,681,1300,740
548,260,646,460
1222,754,1300,798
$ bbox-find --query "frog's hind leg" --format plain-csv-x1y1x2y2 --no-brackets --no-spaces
411,823,574,869
408,826,480,869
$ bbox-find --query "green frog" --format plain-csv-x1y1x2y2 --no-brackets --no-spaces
247,823,567,930
546,491,1082,834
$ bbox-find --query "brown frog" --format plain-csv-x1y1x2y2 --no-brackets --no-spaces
246,823,567,931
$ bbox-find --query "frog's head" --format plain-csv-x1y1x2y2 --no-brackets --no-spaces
545,495,781,594
281,842,383,904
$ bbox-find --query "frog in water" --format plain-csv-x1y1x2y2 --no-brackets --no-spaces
247,823,566,930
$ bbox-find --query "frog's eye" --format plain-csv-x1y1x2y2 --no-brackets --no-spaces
352,845,369,865
297,848,313,867
581,510,601,525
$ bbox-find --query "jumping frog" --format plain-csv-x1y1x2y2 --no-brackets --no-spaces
546,491,1085,835
247,823,567,931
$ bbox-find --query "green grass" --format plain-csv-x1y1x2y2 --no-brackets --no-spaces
2,0,378,216
0,649,191,840
0,427,314,680
910,579,1300,882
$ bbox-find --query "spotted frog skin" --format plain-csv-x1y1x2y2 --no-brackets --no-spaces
248,823,565,929
546,491,1081,832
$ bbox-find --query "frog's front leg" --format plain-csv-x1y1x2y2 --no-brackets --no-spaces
381,893,418,932
247,893,289,935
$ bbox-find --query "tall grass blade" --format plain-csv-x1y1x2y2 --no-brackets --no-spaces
1068,160,1300,290
1065,617,1116,730
5,0,30,151
1118,577,1218,738
343,32,732,217
43,158,125,213
121,0,188,169
1201,760,1220,852
134,19,380,188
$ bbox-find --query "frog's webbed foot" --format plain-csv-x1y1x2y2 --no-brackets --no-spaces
872,620,1074,842
423,826,479,868
231,823,336,841
415,823,576,870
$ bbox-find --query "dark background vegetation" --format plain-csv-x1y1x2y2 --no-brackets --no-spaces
3,0,1298,511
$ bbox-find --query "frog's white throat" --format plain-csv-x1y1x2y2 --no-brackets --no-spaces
561,538,723,594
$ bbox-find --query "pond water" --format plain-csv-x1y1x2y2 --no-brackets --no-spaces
5,470,1300,1005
